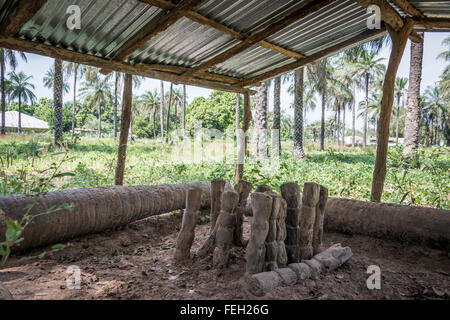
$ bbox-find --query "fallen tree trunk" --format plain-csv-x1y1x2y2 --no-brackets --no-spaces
0,182,211,251
325,198,450,250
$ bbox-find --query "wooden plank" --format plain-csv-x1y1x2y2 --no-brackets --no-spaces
240,28,387,87
414,17,450,30
0,36,254,94
182,0,337,76
139,0,176,10
390,0,424,18
111,0,204,62
0,0,47,36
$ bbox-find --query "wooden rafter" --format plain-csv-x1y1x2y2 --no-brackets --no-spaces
414,17,450,30
0,36,254,94
110,0,204,63
390,0,424,18
182,0,337,77
0,0,47,36
239,28,387,87
139,0,304,60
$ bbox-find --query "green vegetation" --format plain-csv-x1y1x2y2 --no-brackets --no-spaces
1,134,448,209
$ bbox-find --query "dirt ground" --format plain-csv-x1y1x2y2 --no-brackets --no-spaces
1,211,449,300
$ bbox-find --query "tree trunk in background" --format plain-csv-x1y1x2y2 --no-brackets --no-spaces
293,68,305,159
153,108,156,138
54,58,63,145
115,74,132,186
403,32,424,155
114,72,119,139
71,66,78,140
98,103,102,138
364,72,369,148
320,60,326,151
371,21,413,202
234,93,251,185
166,82,173,143
342,104,346,146
18,95,21,133
254,82,268,159
352,83,356,147
160,81,164,140
183,84,186,132
337,105,341,146
1,59,5,135
396,94,400,143
273,76,281,157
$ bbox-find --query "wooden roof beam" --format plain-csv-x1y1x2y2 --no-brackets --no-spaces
139,1,305,59
0,36,254,95
239,28,387,87
182,0,337,77
0,0,47,36
414,17,450,30
390,0,424,18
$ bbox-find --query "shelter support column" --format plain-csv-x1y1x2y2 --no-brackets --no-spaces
371,19,414,201
115,73,133,185
234,92,252,186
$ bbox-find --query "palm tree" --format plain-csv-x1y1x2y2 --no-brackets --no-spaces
139,89,160,138
78,75,113,138
64,62,88,140
43,67,70,93
352,50,386,148
183,84,187,132
272,76,281,157
171,86,183,131
404,32,424,155
7,71,36,133
160,81,165,140
293,68,305,158
165,82,173,142
1,49,27,134
394,77,408,143
254,81,269,159
53,59,64,145
423,86,444,146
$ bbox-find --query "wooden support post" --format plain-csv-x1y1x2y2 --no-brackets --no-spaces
210,178,226,232
174,188,202,264
213,191,239,271
245,192,272,274
234,92,251,185
313,185,328,255
299,182,320,260
233,180,253,246
114,74,133,185
264,192,281,271
280,182,301,263
371,19,414,201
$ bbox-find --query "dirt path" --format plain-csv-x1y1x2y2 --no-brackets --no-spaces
1,212,449,300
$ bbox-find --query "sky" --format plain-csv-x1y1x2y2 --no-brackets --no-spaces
11,32,450,131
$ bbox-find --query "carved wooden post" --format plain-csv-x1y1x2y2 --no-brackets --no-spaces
264,191,280,271
299,182,320,260
174,188,203,264
313,185,328,255
256,185,272,193
277,198,288,268
213,191,239,271
210,178,226,232
280,182,301,263
234,180,253,246
245,192,272,274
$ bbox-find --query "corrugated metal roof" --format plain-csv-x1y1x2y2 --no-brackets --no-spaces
0,111,49,130
0,0,448,87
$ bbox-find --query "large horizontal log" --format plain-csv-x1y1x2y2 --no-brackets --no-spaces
0,182,211,251
325,198,450,249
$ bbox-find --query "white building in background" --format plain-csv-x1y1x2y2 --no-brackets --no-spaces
0,111,49,132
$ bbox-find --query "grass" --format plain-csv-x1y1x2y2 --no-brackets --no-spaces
1,133,449,209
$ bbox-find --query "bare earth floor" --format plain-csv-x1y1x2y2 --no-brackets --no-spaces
1,212,449,300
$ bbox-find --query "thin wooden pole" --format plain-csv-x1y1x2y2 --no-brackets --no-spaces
115,74,133,186
371,19,414,202
234,92,251,186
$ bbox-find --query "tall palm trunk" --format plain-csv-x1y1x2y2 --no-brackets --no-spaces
293,68,305,159
165,82,173,143
254,82,268,159
337,105,341,146
352,83,356,147
342,103,346,146
273,76,281,157
403,33,424,155
364,72,369,148
114,72,119,139
97,103,102,138
319,60,326,151
396,94,400,143
153,107,157,139
160,81,164,140
17,95,22,134
54,58,63,145
235,93,240,132
182,84,186,132
1,59,5,135
71,66,78,140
